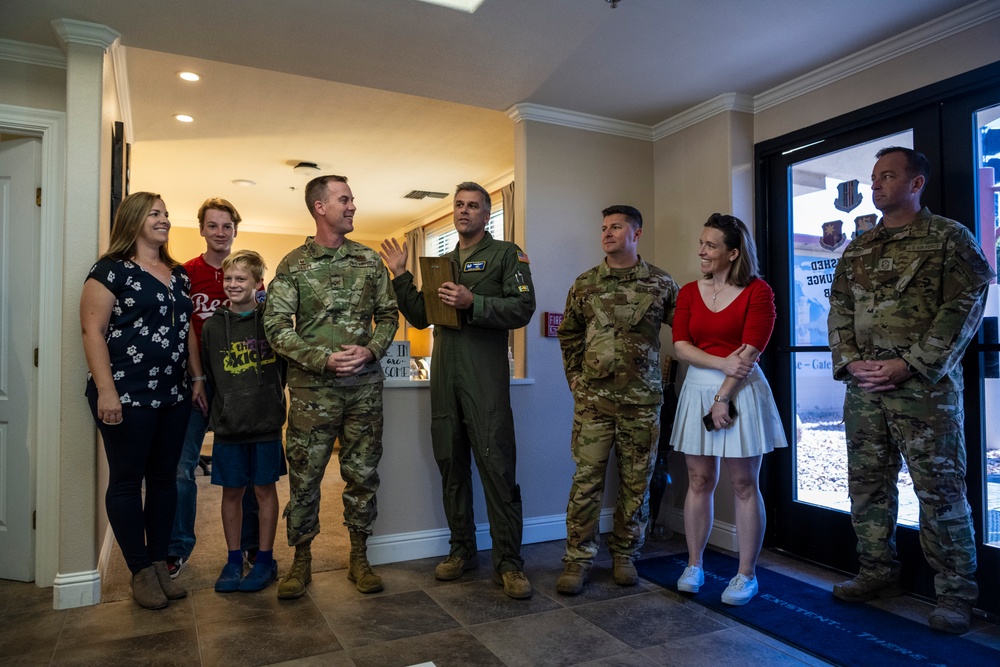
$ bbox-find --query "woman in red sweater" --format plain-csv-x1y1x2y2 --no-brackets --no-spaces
669,213,787,606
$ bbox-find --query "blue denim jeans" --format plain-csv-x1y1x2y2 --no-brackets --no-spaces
168,382,260,559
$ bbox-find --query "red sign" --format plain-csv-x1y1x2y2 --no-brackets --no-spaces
544,312,563,337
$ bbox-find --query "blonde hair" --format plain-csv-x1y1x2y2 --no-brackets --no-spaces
197,197,242,230
103,192,180,268
223,249,266,284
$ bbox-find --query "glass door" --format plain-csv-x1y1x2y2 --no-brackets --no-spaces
761,72,1000,615
760,108,944,593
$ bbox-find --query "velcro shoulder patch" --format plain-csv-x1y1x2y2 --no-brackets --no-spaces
517,251,530,264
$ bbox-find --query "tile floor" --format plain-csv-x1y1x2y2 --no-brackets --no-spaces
2,536,999,666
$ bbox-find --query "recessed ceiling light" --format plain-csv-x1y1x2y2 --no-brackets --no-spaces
174,114,194,123
416,0,485,12
178,71,200,82
232,179,256,187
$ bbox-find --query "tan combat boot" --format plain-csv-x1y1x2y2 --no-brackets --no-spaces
556,561,592,596
277,542,312,599
612,554,638,586
348,532,384,594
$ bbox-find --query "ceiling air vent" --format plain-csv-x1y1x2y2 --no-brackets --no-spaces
404,190,448,200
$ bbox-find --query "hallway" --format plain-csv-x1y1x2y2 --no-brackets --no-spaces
3,535,999,666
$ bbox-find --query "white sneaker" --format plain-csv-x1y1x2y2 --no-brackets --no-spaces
677,565,704,593
721,573,758,605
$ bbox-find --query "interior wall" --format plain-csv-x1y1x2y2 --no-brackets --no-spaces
652,110,754,528
515,119,655,520
0,60,66,111
754,17,1000,144
168,226,308,285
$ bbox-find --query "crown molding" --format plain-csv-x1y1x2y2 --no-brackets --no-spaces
0,38,66,68
51,19,120,51
754,0,1000,112
110,44,134,139
506,103,653,141
651,92,754,141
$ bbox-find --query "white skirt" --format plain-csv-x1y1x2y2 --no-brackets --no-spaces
669,365,788,458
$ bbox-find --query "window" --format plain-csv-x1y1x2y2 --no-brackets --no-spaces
425,207,504,257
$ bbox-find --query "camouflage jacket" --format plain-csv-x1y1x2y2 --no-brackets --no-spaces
828,207,994,388
558,258,677,405
263,237,398,388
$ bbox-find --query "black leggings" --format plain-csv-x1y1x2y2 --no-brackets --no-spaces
89,394,190,573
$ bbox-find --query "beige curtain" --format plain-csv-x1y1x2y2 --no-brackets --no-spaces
405,226,425,288
501,182,515,246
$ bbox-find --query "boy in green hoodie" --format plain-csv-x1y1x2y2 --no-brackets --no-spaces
202,250,288,592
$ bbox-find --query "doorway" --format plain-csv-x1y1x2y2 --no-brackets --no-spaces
756,61,1000,615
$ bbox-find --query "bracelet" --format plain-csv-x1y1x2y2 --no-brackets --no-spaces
713,394,729,403
190,376,207,382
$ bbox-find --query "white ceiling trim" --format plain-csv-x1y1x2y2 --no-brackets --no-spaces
51,18,120,50
110,44,133,142
506,103,653,141
651,93,755,142
0,38,65,68
754,0,1000,112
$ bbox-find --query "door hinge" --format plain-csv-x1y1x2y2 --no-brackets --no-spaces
36,188,41,207
34,348,39,367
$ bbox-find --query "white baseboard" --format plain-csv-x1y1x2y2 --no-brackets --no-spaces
53,569,101,609
367,508,737,566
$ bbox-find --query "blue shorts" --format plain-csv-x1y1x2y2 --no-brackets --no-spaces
211,440,287,488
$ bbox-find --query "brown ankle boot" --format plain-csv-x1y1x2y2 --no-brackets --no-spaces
347,532,383,594
152,561,187,600
132,566,168,609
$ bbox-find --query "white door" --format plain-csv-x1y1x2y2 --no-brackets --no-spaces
0,138,41,581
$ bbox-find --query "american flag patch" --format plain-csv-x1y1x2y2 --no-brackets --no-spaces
517,251,530,264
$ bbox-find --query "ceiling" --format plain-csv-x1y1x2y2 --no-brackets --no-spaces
1,0,986,238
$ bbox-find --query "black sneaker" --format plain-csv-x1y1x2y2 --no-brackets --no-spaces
165,555,188,579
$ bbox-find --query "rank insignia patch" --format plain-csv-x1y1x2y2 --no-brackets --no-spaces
517,251,530,264
464,261,486,272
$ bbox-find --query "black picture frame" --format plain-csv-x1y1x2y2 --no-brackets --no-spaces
110,120,125,230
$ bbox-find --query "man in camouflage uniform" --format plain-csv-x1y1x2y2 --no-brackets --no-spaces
379,182,536,599
263,175,398,598
828,147,993,634
555,205,677,595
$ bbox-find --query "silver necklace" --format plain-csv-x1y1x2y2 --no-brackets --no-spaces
712,283,727,308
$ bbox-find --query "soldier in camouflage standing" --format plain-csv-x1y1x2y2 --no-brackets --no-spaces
556,205,677,595
263,175,398,598
828,147,993,634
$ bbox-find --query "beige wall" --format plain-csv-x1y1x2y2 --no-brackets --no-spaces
754,17,1000,143
515,119,656,517
0,60,66,111
168,226,307,284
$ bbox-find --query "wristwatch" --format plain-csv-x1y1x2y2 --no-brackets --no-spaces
904,361,918,375
713,394,729,403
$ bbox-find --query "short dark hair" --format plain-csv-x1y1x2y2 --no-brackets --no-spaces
703,212,760,287
602,204,642,229
304,175,348,214
875,146,930,186
455,182,491,211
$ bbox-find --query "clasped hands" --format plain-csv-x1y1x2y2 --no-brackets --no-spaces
326,344,375,377
847,358,912,392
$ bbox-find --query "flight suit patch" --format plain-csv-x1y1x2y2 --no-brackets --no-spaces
517,251,530,264
518,285,530,293
464,261,486,272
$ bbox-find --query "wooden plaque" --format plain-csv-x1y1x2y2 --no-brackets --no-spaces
419,256,461,328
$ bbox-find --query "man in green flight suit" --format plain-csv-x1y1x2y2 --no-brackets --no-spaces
556,205,677,595
379,182,536,599
828,147,994,634
264,175,398,598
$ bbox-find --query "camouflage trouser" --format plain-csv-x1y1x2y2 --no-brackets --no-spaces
283,383,383,546
844,384,978,602
564,395,660,563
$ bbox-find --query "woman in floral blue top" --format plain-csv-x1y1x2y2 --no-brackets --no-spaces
80,192,207,609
